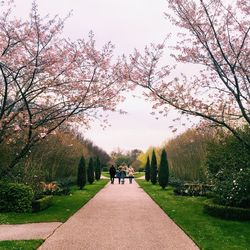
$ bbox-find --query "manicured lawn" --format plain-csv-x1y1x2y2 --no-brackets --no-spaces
102,172,110,178
0,180,109,224
137,180,250,250
133,172,145,178
0,240,43,250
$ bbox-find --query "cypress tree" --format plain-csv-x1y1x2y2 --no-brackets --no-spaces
158,149,169,189
145,156,150,181
95,157,101,181
87,157,95,184
77,156,86,190
150,149,157,184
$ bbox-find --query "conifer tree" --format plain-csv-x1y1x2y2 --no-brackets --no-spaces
150,150,157,184
77,156,86,190
145,156,150,181
87,157,95,184
158,149,169,189
95,157,101,181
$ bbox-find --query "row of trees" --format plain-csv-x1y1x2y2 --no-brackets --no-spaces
145,149,169,189
77,156,102,189
139,127,216,182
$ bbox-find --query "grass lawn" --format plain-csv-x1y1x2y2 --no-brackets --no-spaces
0,179,109,224
133,172,145,178
102,172,110,178
137,180,250,250
0,240,43,250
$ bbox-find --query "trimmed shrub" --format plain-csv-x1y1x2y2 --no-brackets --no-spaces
87,157,95,184
204,199,250,220
77,156,86,189
158,149,169,189
145,156,150,181
168,175,183,188
150,150,157,185
0,182,34,213
95,157,101,181
32,195,53,212
174,183,213,196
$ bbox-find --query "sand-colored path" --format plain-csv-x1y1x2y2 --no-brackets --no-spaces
39,181,199,250
0,222,62,240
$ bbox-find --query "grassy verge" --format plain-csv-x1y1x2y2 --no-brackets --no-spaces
0,240,43,250
102,172,110,178
134,172,145,178
137,180,250,250
0,179,109,224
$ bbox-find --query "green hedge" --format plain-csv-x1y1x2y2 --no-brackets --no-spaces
0,182,34,213
204,199,250,220
32,195,53,212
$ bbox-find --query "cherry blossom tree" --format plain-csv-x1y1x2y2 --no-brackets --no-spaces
0,1,125,176
126,0,250,148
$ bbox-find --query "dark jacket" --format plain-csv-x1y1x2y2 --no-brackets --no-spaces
109,166,116,177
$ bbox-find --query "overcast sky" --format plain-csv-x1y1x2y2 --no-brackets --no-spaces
13,0,191,153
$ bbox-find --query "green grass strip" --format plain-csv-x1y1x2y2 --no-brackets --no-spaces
0,179,109,224
137,180,250,250
0,240,43,250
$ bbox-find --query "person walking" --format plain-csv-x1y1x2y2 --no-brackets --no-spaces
120,165,126,184
128,165,135,184
109,165,116,184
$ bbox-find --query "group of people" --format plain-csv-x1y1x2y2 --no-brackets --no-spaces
109,164,135,184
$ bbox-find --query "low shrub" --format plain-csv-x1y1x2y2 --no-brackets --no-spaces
168,176,183,188
32,195,53,212
41,181,60,195
204,199,250,220
0,182,34,212
174,183,213,196
41,180,71,196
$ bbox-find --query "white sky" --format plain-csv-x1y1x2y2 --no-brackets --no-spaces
13,0,192,153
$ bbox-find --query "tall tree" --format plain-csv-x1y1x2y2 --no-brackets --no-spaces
158,149,169,189
126,0,250,149
145,156,150,181
87,157,95,184
150,150,157,185
95,156,101,181
0,1,125,177
77,156,86,190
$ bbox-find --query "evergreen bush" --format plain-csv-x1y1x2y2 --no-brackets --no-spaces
206,129,250,208
158,149,169,189
150,150,157,184
95,157,101,181
145,156,150,181
0,182,34,212
87,157,95,184
77,156,86,189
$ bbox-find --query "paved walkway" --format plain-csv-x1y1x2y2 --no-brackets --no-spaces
39,181,199,250
0,222,62,240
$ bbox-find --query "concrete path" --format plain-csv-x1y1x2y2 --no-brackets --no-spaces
39,181,199,250
0,222,62,240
